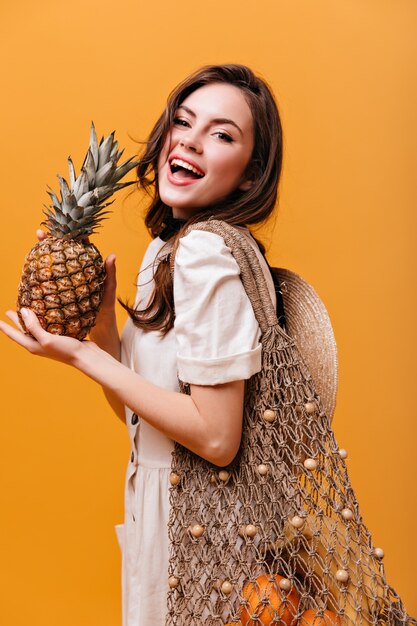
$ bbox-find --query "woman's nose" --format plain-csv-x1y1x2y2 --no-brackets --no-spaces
179,135,202,153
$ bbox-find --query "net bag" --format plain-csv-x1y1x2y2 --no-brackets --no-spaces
166,220,415,626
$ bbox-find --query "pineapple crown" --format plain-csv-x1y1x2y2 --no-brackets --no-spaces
43,122,140,239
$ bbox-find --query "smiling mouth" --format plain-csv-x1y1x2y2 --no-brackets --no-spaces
169,158,205,180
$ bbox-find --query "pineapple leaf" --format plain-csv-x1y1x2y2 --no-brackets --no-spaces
69,206,84,221
116,148,125,162
110,139,119,159
112,156,139,182
43,207,67,225
98,131,116,170
68,157,76,188
58,176,73,214
47,186,61,210
58,175,70,200
83,201,114,218
76,190,96,208
83,149,96,188
89,121,99,169
72,170,88,200
95,160,116,187
61,191,78,214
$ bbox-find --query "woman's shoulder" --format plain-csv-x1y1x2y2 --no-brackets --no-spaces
175,223,276,308
176,224,254,258
176,223,264,268
175,227,244,276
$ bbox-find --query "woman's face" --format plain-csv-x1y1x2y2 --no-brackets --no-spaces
157,82,255,219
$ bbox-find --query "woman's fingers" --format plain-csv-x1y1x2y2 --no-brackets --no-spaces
6,309,24,331
17,308,49,345
1,307,82,364
101,254,117,307
105,254,117,285
0,311,39,352
36,229,47,241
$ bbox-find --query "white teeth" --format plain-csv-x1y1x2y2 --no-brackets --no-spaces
170,158,204,177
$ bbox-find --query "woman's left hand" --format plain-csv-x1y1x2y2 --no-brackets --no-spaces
0,307,85,366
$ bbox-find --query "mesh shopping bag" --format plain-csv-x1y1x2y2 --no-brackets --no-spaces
166,220,415,626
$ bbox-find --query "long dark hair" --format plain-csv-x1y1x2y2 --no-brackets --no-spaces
120,64,284,334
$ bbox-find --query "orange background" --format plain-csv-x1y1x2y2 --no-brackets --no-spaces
0,0,416,623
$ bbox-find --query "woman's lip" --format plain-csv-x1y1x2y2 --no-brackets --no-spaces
166,166,203,186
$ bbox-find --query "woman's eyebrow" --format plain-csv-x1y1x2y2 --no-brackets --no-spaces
177,105,243,136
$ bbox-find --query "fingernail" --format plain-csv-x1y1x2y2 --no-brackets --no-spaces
21,308,29,319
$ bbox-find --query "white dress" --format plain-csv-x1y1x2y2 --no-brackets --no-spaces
115,227,276,626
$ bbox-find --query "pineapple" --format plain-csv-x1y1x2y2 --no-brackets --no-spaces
17,122,139,340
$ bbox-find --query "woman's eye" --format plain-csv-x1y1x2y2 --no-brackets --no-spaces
213,131,233,143
173,117,190,128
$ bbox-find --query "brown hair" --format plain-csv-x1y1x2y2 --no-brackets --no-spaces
120,64,283,334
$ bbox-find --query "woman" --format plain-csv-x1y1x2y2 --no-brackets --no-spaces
0,65,283,624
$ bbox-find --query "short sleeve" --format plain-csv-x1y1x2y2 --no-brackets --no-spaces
173,230,262,385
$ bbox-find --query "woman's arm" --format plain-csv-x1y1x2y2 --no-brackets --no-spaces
0,309,244,466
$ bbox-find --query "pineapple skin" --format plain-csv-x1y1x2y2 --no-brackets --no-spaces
17,236,106,340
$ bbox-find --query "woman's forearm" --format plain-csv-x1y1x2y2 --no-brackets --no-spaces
74,342,243,465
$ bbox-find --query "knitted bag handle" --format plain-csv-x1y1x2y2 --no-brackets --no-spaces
170,219,281,334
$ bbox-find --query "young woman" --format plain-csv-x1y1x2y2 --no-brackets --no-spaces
0,64,283,624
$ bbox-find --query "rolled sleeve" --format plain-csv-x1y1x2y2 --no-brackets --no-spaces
173,230,262,385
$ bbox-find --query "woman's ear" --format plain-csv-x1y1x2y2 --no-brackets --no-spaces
238,178,255,191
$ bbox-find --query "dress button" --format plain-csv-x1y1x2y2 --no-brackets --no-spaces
131,413,139,425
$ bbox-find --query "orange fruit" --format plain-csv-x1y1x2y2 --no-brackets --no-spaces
298,609,342,625
240,574,300,626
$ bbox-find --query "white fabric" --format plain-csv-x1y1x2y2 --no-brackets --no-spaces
174,230,263,384
116,227,276,626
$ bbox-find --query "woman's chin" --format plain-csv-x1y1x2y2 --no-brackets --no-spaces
160,191,200,216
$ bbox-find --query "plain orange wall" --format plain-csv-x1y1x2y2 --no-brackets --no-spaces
0,0,415,624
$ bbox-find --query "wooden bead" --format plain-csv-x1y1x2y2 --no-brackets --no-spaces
374,547,384,559
169,472,181,486
279,578,292,591
336,569,349,583
190,524,205,538
304,458,318,470
290,515,305,529
263,409,276,423
304,401,316,414
257,464,269,476
245,524,258,538
209,474,217,484
341,508,354,521
221,580,233,595
168,576,180,589
339,448,348,459
218,470,230,481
